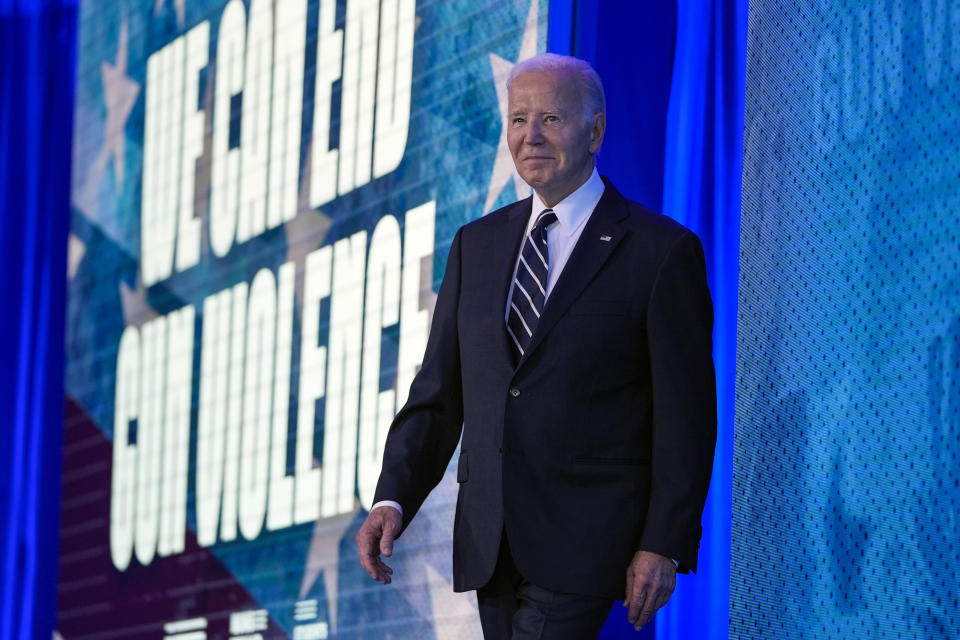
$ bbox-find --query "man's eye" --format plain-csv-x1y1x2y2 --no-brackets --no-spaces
512,117,525,125
544,115,560,124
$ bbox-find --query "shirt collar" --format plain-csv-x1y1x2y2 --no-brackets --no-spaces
530,167,605,237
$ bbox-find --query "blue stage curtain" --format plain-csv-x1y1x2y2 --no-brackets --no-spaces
0,1,77,639
656,1,745,639
550,1,745,638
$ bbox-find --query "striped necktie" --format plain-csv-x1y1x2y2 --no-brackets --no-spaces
507,209,557,361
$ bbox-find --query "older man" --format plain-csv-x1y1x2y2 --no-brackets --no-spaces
356,53,716,638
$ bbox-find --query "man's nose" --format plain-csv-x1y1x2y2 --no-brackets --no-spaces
525,120,544,144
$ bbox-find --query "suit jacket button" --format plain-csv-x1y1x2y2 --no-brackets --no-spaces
509,387,521,397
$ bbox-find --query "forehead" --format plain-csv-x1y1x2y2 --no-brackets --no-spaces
508,69,581,111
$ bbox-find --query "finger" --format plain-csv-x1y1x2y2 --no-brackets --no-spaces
635,588,673,631
626,586,646,624
356,532,376,569
360,552,395,584
373,556,394,577
372,556,394,584
659,582,676,608
359,551,382,581
635,602,658,631
356,527,384,579
656,583,675,610
356,515,384,550
623,568,635,608
380,519,396,557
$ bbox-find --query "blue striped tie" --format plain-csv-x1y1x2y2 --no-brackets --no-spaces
507,209,557,361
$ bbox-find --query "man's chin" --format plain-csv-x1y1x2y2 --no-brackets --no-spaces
516,171,553,190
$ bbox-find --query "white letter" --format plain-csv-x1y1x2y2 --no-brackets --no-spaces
396,201,435,408
196,288,233,546
339,0,379,195
159,305,195,556
210,0,246,257
322,231,367,517
358,215,401,509
239,269,277,540
111,327,139,571
220,281,248,542
237,0,273,244
373,0,415,178
268,0,307,227
267,262,296,530
141,38,185,286
310,0,343,207
135,316,167,566
176,23,210,273
296,246,331,523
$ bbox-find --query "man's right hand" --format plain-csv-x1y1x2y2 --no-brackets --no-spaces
356,505,402,584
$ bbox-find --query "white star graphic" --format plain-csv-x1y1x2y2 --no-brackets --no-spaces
97,17,140,187
290,142,338,631
154,0,186,28
384,467,480,639
119,274,159,328
425,562,482,640
67,234,86,281
419,253,438,333
285,141,333,302
285,208,333,303
193,57,216,259
297,504,358,635
483,0,540,214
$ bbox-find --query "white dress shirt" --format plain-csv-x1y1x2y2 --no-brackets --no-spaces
371,169,605,518
504,168,605,321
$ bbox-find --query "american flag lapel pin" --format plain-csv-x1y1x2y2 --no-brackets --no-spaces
599,234,612,242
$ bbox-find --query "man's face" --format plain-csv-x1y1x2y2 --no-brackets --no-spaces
507,69,604,207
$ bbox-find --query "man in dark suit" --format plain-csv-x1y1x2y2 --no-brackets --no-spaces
356,53,716,638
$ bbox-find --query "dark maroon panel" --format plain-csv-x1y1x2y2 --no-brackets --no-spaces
58,396,288,640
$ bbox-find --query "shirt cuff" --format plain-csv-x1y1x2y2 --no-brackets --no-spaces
371,500,403,515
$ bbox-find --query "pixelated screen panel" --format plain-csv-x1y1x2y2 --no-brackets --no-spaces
734,0,960,638
62,1,546,638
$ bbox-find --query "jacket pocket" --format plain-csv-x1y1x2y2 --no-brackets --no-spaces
457,451,469,483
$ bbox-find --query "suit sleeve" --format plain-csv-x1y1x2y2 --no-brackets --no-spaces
373,228,465,532
640,230,717,573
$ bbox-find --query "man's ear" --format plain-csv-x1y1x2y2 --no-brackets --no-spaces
589,112,606,154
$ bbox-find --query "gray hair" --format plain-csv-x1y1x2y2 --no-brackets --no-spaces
507,53,606,124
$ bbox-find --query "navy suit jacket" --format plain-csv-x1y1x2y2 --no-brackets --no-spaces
374,178,716,599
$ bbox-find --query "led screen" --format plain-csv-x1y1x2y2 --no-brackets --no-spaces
734,1,960,637
62,1,547,638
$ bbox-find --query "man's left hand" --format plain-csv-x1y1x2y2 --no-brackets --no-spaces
623,550,676,631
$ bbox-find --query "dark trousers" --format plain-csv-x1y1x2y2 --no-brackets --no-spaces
476,531,614,640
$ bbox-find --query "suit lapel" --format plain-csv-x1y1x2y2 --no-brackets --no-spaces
485,198,532,367
516,184,629,370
